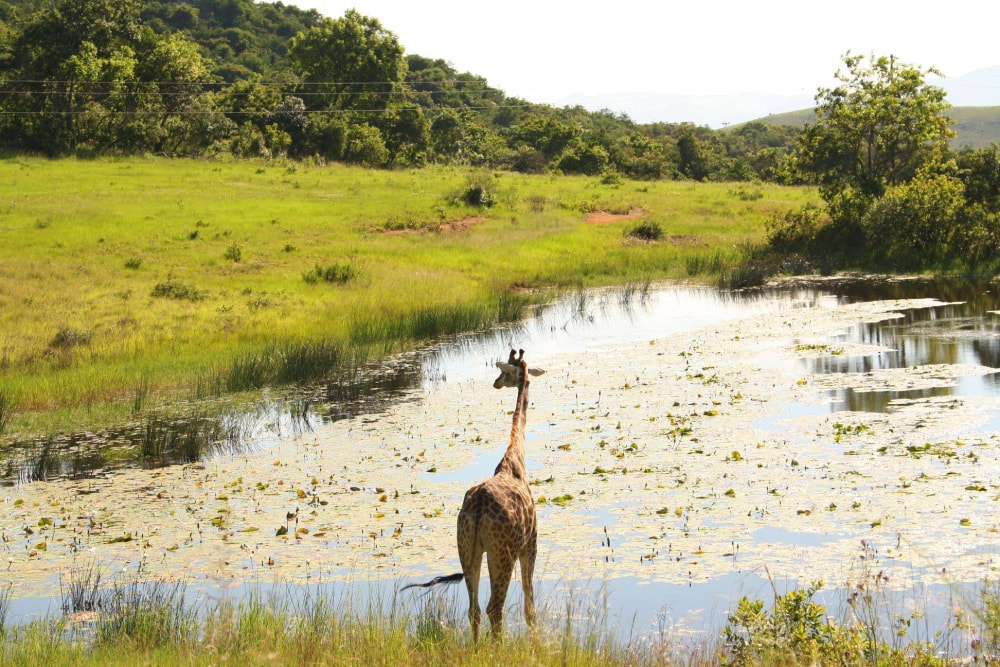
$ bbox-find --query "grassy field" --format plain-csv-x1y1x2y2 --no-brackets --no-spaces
0,156,814,437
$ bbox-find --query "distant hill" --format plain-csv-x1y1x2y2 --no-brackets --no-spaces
558,91,815,128
753,106,1000,149
562,67,1000,137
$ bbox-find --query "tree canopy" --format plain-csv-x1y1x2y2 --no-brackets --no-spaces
765,52,1000,272
288,9,406,112
797,53,953,204
0,0,801,177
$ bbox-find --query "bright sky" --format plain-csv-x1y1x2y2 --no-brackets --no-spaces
296,1,1000,103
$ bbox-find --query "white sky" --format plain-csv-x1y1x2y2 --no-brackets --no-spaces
295,1,1000,104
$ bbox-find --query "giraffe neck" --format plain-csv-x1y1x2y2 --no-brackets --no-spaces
495,376,529,480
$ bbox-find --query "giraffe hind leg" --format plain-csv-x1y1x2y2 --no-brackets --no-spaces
519,542,537,631
486,551,515,639
460,549,483,642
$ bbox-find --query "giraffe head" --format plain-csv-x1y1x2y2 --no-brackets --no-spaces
493,349,545,389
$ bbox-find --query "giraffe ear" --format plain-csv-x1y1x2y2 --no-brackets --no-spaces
496,361,518,373
528,368,545,377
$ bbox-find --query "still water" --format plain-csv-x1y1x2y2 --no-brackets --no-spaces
5,277,1000,646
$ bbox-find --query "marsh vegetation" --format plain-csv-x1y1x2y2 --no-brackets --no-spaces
5,278,1000,665
0,157,806,441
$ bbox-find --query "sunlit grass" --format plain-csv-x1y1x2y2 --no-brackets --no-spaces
3,569,1000,666
0,156,816,436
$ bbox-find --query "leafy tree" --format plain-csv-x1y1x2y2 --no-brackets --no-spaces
428,109,464,160
512,113,578,159
797,52,953,208
862,162,967,261
342,122,388,167
372,103,429,165
136,30,212,114
677,129,707,180
288,9,405,112
957,143,1000,214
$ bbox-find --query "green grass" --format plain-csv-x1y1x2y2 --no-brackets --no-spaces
3,571,999,666
0,156,815,438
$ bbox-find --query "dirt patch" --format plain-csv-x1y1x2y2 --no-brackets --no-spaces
583,208,644,224
666,234,702,246
440,216,485,233
382,216,486,236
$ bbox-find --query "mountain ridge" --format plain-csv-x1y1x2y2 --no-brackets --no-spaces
561,66,1000,131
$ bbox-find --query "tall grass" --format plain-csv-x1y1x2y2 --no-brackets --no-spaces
0,583,11,636
60,562,104,615
6,573,1000,666
0,157,814,438
138,413,224,463
0,388,15,438
95,579,192,649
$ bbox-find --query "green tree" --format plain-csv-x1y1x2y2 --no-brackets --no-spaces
372,103,429,165
862,162,967,261
0,0,169,152
342,122,388,167
287,9,405,112
797,53,953,208
958,143,1000,214
677,129,707,180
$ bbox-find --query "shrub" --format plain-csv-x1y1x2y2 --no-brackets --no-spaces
723,583,835,665
302,262,357,285
458,171,497,208
342,123,389,168
862,167,967,261
51,326,92,348
730,185,764,201
600,169,623,186
224,243,243,262
151,281,205,301
625,219,663,241
124,258,142,270
766,203,828,252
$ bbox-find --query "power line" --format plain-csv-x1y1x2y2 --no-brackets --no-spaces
0,78,499,87
0,104,540,117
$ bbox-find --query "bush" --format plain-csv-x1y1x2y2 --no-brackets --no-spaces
766,203,828,252
51,326,92,348
458,171,497,208
302,262,357,285
224,243,242,262
151,281,205,301
625,219,663,241
862,167,966,261
723,583,835,665
342,123,389,168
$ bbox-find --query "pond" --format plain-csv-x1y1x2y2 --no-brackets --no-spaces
4,277,1000,649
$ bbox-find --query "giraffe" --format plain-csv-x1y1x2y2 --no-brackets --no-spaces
402,349,544,641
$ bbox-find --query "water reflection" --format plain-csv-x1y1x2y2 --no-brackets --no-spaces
4,278,1000,484
797,279,1000,412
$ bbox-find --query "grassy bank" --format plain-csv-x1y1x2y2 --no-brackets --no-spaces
0,156,814,437
0,571,994,666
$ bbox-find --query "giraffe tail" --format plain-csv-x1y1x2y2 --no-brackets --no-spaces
400,572,464,591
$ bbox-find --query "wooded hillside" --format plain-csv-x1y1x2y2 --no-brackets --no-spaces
0,0,802,181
